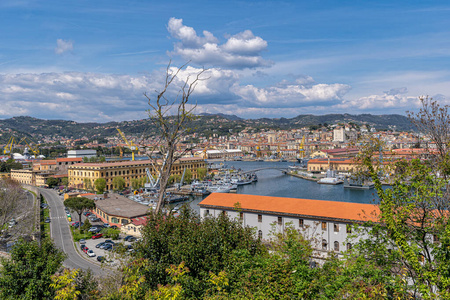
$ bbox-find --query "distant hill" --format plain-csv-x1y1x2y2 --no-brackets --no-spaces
0,113,415,143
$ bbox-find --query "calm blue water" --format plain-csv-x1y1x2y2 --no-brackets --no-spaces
189,160,380,211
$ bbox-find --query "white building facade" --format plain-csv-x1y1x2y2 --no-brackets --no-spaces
199,193,378,258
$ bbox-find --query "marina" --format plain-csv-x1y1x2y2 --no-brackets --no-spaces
185,160,381,212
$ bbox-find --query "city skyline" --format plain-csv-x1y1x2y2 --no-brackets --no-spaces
1,0,450,122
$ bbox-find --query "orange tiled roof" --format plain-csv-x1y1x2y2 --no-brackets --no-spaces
199,193,379,222
40,160,57,165
57,157,83,162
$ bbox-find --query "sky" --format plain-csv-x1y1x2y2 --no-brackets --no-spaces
1,0,450,122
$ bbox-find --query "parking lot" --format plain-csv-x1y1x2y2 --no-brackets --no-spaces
77,236,136,265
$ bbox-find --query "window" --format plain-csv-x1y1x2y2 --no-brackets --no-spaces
205,209,209,217
240,212,243,220
321,221,327,231
322,239,327,250
278,217,282,226
222,210,227,216
258,230,263,239
334,241,339,251
111,217,118,223
334,223,339,233
346,224,352,233
346,243,352,251
299,219,304,228
258,214,262,223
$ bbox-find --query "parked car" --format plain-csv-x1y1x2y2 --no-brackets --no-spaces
40,203,48,209
96,242,106,248
81,244,87,251
92,233,103,239
97,256,106,262
110,225,118,229
45,217,51,223
103,223,110,228
94,227,103,233
87,250,96,257
83,247,89,254
105,240,115,245
103,244,113,251
128,237,137,242
79,239,86,244
124,235,133,241
83,212,91,216
90,217,101,222
88,227,98,232
71,221,79,226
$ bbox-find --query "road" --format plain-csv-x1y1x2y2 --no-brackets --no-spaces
39,188,106,276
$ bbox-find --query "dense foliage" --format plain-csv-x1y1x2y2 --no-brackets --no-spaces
0,238,66,299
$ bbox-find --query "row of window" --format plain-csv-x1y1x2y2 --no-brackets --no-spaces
211,210,353,233
322,239,352,252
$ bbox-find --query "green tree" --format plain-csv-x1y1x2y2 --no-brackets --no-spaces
353,97,450,298
0,238,66,299
94,178,106,194
112,176,126,191
196,167,207,181
103,228,120,240
61,177,69,188
133,206,264,298
80,218,91,233
47,177,59,188
184,169,192,184
64,197,95,227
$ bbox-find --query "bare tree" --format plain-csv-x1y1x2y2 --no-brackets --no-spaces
144,61,207,213
0,178,24,237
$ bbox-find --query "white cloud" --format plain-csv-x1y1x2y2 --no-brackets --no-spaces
0,72,154,122
55,39,74,55
167,18,271,69
339,90,421,110
232,80,351,107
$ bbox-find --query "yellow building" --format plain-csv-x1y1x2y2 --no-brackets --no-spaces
307,158,355,173
10,169,36,185
10,169,57,187
68,157,206,191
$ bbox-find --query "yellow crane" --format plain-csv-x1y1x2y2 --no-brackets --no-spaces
298,136,306,159
3,136,17,155
18,137,40,158
117,129,137,161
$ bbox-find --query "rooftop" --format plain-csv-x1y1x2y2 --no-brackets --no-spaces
199,193,379,222
84,193,151,218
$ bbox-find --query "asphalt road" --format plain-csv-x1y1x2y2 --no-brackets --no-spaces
39,188,106,276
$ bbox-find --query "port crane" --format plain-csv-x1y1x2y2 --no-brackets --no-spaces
3,136,17,155
18,137,40,158
297,136,306,159
117,129,137,161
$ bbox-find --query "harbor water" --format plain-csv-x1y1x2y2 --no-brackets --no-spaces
189,160,380,211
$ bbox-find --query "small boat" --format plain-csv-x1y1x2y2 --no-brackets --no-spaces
343,177,374,189
318,177,344,185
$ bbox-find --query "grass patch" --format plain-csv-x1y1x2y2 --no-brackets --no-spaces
40,204,51,238
39,194,51,238
70,226,93,241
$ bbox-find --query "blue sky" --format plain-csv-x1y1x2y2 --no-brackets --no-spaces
1,0,450,122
